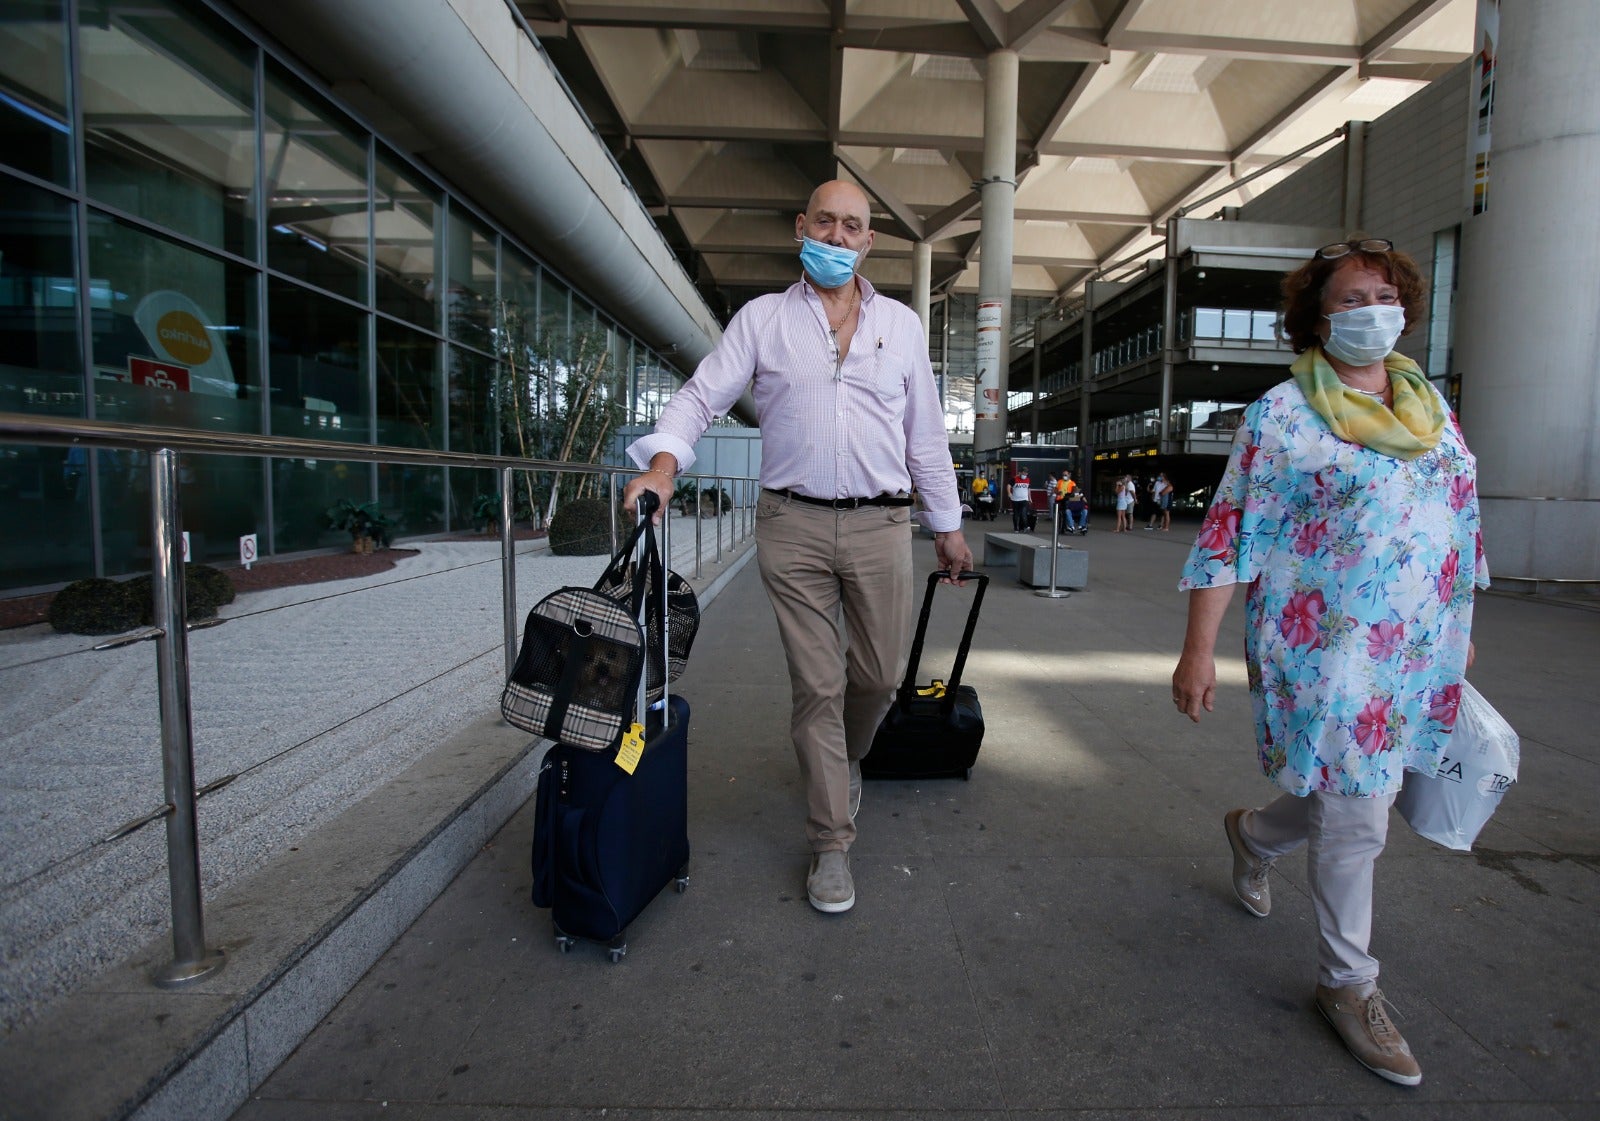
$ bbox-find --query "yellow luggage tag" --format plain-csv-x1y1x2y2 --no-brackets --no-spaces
916,679,946,699
615,722,646,774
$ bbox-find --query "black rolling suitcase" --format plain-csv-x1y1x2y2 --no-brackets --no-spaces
860,571,988,781
526,495,692,961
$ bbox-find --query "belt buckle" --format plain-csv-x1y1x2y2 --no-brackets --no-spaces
831,496,857,511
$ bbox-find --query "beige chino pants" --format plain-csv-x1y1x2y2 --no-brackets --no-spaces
754,490,915,853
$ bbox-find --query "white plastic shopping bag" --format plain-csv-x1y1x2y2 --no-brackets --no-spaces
1396,681,1519,851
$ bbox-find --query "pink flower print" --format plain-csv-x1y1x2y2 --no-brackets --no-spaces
1293,518,1330,559
1353,697,1392,755
1277,589,1326,648
1448,474,1475,512
1366,620,1405,661
1429,683,1462,728
1437,551,1460,602
1238,443,1260,473
1197,500,1241,556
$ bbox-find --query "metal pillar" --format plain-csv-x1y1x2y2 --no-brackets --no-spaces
149,448,225,987
972,48,1019,457
1157,217,1179,454
500,466,517,679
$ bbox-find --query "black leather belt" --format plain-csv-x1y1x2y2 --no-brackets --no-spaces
765,488,914,510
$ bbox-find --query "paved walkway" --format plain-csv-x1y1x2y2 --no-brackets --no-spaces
235,521,1600,1120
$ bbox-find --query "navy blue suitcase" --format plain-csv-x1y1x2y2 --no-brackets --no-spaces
531,695,690,960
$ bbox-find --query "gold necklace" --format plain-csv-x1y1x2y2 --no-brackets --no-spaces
825,282,858,334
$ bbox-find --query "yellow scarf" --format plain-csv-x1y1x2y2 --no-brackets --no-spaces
1291,348,1445,460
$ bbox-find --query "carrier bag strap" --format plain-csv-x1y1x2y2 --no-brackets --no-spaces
595,516,652,594
543,625,591,743
631,490,668,729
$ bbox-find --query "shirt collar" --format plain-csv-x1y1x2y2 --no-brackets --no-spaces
796,274,878,306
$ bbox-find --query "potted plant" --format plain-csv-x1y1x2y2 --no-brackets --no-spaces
326,498,395,554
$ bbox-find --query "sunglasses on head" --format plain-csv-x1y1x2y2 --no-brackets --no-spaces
1316,238,1394,260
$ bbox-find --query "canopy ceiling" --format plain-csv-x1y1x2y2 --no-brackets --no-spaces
518,0,1474,317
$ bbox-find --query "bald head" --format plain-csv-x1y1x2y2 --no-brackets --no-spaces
804,180,872,226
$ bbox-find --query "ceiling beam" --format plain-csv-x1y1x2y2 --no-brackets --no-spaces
1014,30,1111,64
923,193,984,242
956,0,1007,51
1007,0,1079,52
1107,30,1358,65
1035,140,1231,165
539,3,833,33
834,23,988,58
1035,61,1101,146
1230,67,1349,163
1102,0,1151,42
834,149,925,241
1362,0,1457,60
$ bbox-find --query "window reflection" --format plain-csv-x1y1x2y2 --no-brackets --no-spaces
265,63,370,303
0,0,72,185
79,0,256,259
374,145,438,330
86,211,260,427
446,206,495,351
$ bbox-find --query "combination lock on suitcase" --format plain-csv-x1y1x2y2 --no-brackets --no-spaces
860,570,988,781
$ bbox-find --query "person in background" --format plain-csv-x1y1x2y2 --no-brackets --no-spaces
1171,237,1487,1087
1064,471,1089,534
623,180,973,916
1115,475,1134,532
1147,471,1174,531
1010,467,1032,532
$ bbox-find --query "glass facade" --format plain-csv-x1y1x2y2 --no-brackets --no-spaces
0,0,683,591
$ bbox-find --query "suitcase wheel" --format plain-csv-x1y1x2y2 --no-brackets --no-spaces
675,862,690,894
607,934,628,964
553,923,576,954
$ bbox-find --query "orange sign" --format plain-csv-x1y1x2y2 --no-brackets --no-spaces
155,309,212,365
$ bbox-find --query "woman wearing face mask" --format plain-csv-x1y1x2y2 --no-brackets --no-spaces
1170,238,1487,1087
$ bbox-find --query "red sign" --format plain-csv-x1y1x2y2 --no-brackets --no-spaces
128,356,191,392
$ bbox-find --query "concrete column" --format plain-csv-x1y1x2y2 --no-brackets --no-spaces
911,240,934,402
972,48,1019,458
1079,282,1094,485
1455,0,1600,583
1340,120,1367,231
1157,217,1178,453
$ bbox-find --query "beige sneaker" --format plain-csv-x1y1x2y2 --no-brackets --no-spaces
1224,808,1274,918
849,759,862,822
807,851,855,913
1315,985,1423,1086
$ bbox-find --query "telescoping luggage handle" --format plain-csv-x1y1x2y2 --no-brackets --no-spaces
896,570,988,716
615,490,674,773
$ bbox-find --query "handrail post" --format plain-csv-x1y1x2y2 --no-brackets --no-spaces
501,466,517,679
1036,493,1071,601
715,476,724,563
149,447,225,987
694,479,703,579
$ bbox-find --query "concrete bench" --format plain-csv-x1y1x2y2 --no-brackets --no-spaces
983,532,1088,588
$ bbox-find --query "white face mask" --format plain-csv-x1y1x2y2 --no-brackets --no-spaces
1323,304,1405,365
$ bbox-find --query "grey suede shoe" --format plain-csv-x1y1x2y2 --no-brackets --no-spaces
1224,808,1274,918
1315,985,1423,1086
807,851,855,913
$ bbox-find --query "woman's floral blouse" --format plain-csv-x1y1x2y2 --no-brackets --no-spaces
1180,379,1489,797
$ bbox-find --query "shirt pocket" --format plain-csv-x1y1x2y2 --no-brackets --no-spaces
864,345,908,403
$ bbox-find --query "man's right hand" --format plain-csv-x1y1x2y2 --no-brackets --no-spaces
622,466,677,523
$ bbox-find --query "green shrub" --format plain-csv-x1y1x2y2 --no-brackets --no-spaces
48,578,142,635
187,563,236,610
548,497,624,556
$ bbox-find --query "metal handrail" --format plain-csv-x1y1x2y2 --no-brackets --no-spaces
0,411,756,989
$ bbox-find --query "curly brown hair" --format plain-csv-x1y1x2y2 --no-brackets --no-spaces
1280,243,1428,354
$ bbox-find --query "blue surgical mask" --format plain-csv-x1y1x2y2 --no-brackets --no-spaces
798,235,860,289
1323,304,1404,365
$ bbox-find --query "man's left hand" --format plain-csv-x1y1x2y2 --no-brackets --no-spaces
934,530,974,584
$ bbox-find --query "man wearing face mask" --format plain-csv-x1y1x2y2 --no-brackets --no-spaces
1171,237,1487,1087
623,180,973,915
